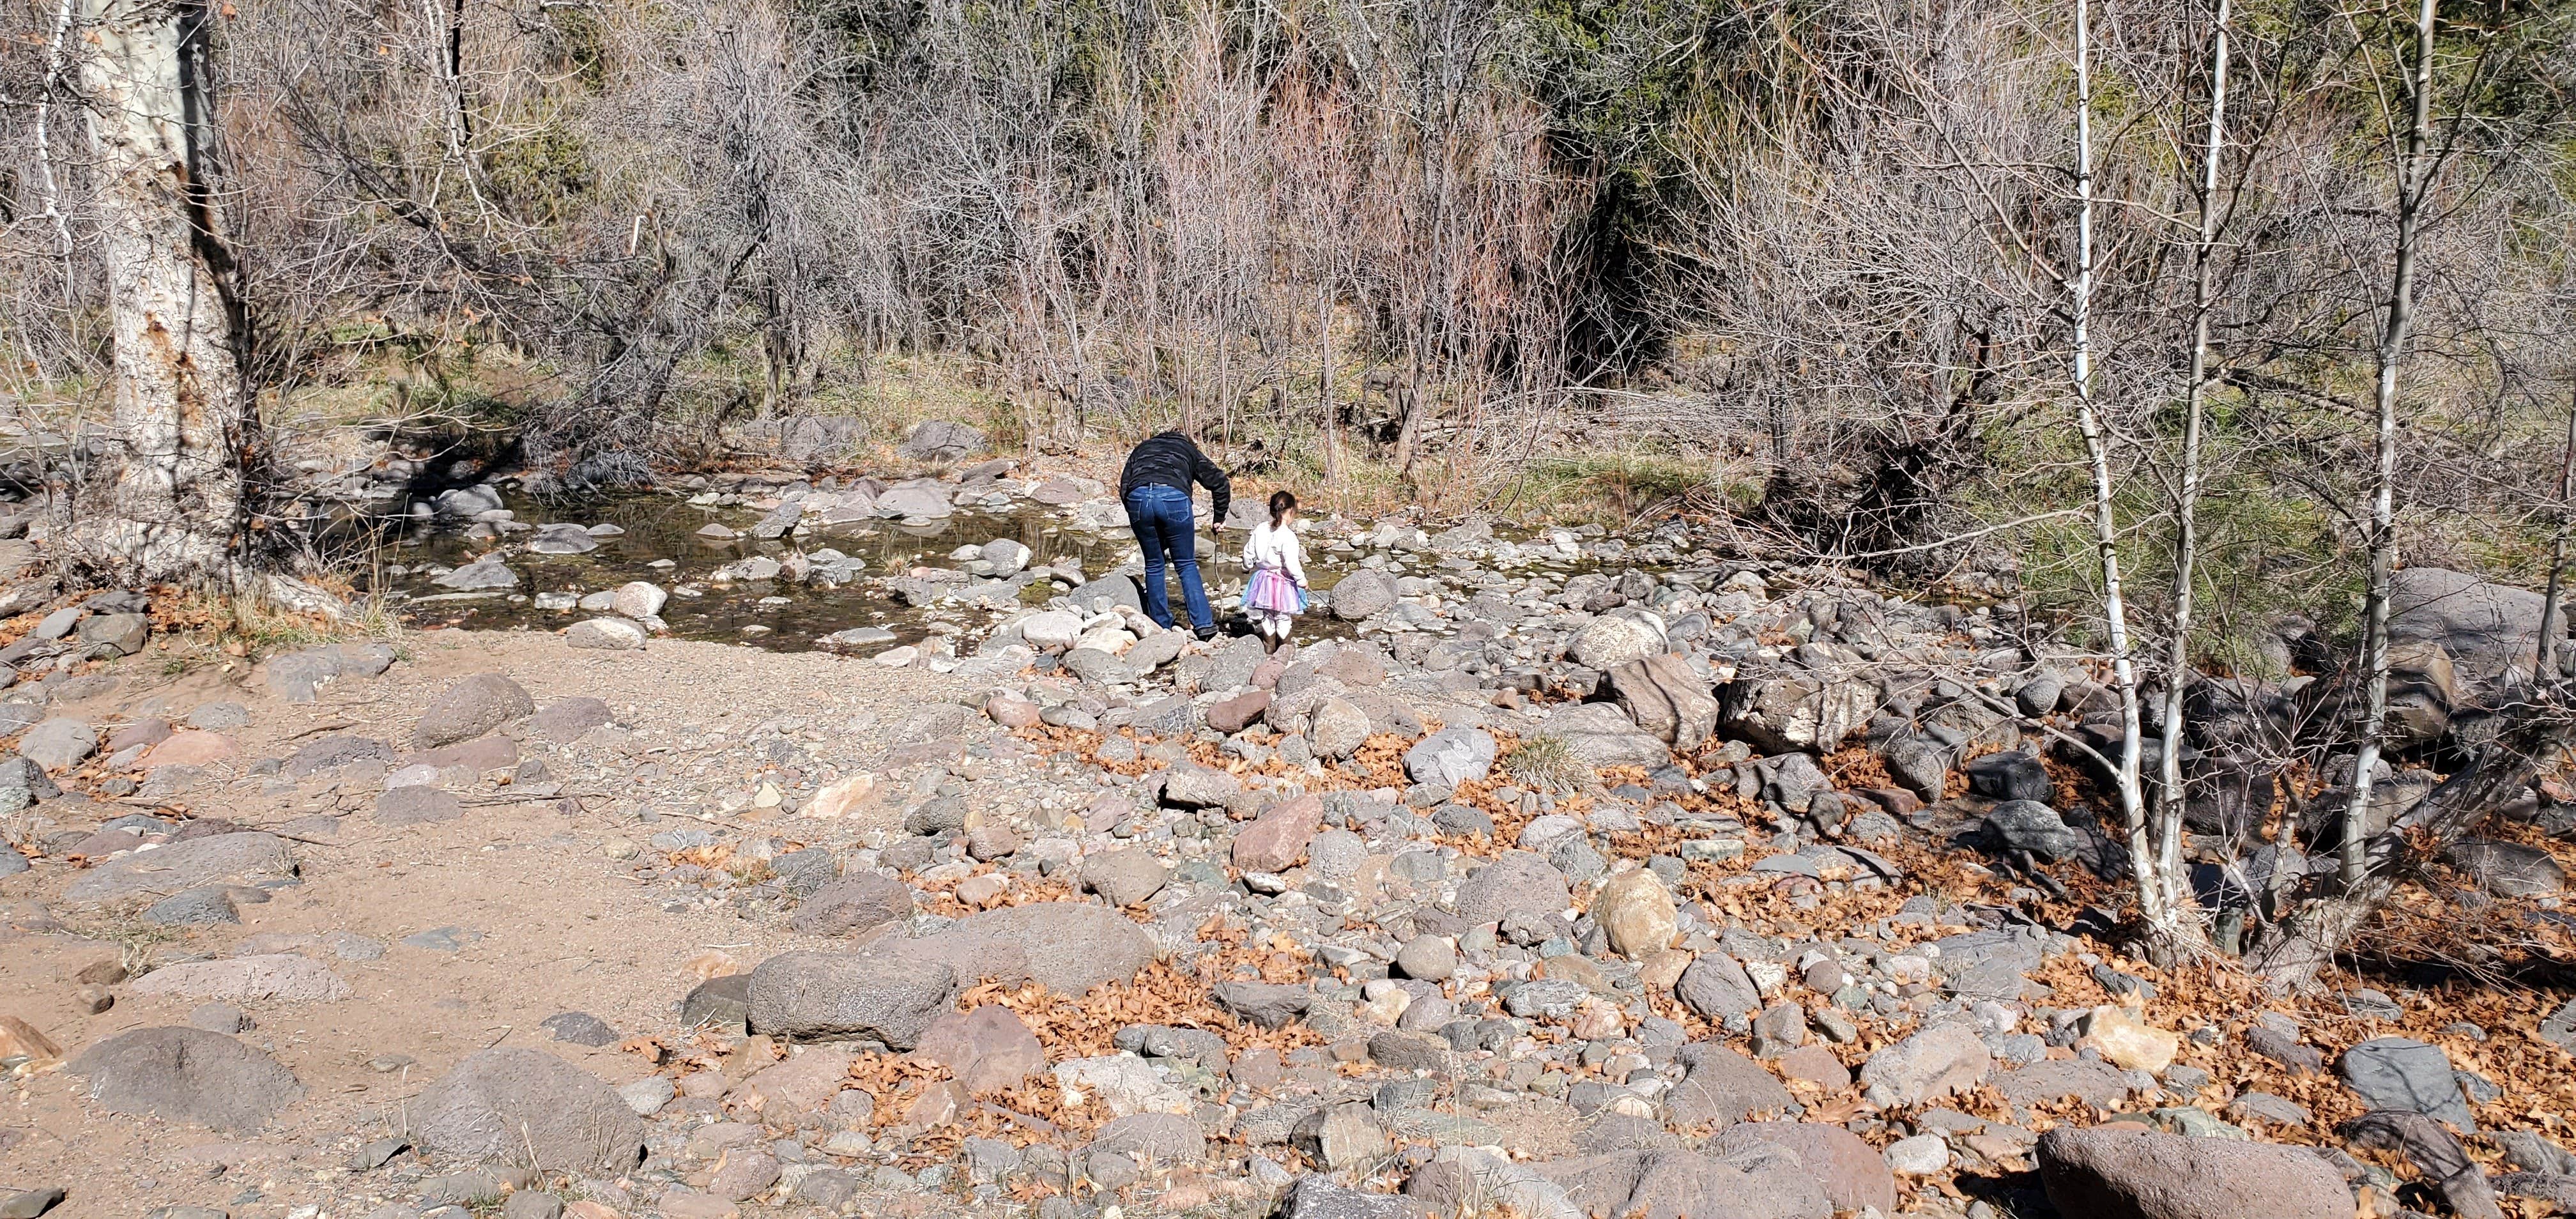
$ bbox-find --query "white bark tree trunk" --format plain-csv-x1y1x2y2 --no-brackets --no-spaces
2339,0,2439,892
2150,0,2232,949
70,0,250,587
2067,0,2165,934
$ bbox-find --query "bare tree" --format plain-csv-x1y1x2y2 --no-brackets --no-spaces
63,0,255,586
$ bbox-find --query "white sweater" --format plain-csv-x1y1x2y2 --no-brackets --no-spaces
1243,521,1307,585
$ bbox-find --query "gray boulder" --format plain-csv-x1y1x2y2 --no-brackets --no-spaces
1214,981,1313,1029
1676,953,1763,1021
2340,1037,2476,1130
1720,667,1876,754
2036,1123,2350,1219
1567,612,1667,671
1860,1022,1991,1106
412,1048,644,1174
66,832,295,902
263,641,397,703
1531,702,1669,769
1453,852,1572,926
71,1027,303,1132
77,612,150,656
788,874,915,937
1080,849,1170,908
1607,654,1719,748
2389,566,2562,683
17,718,95,771
414,673,535,749
2444,838,2565,896
898,420,987,461
433,555,520,591
0,756,58,816
1326,570,1397,621
1404,728,1498,788
893,901,1155,994
1984,800,2085,860
746,952,956,1048
1665,1043,1795,1128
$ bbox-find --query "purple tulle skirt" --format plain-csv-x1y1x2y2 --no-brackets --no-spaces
1244,567,1305,614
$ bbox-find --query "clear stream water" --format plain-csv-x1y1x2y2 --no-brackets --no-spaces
371,491,1513,653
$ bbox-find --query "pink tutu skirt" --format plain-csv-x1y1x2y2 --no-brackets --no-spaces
1244,567,1305,614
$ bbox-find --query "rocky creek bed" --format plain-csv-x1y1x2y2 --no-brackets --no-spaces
1,445,2573,1219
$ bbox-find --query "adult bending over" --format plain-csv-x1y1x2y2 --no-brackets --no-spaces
1119,429,1231,640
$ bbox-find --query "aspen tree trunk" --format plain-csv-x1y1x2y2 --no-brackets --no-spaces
2250,0,2444,992
2067,0,2166,935
2338,0,2439,893
2149,0,2231,951
2536,391,2575,678
71,0,252,587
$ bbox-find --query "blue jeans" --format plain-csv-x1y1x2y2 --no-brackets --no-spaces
1124,484,1211,632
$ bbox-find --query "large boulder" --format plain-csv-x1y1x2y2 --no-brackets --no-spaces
788,874,916,937
1714,1123,1898,1216
414,673,535,749
747,952,956,1048
1665,1043,1794,1128
66,832,295,903
1719,666,1877,754
1568,612,1667,671
262,641,397,703
1607,654,1718,749
899,420,988,462
71,1027,303,1132
1080,849,1170,907
2037,1124,2350,1219
893,901,1155,994
1984,801,2086,860
1234,794,1324,873
2340,1037,2476,1130
1540,1146,1829,1219
19,718,97,770
1676,953,1762,1021
1592,868,1676,960
1860,1022,1991,1106
1328,570,1397,621
912,1004,1047,1092
412,1048,645,1175
2389,566,2563,684
128,954,351,1003
1453,852,1573,926
1404,728,1498,788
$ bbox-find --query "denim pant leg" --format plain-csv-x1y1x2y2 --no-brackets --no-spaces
1165,508,1213,631
1126,489,1175,629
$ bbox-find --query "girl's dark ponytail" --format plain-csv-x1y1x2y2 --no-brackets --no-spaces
1268,489,1297,528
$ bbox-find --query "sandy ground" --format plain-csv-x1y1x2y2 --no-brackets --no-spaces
1,627,976,1219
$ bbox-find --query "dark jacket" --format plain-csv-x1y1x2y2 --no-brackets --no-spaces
1119,431,1230,526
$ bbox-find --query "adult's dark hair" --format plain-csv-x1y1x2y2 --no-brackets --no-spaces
1269,490,1297,526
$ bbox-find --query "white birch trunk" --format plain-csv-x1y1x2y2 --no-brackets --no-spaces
2067,0,2165,933
2149,0,2232,945
2340,0,2439,891
72,0,250,586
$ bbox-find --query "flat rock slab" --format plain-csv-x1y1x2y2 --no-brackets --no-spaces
892,900,1156,995
129,954,353,1004
2340,1038,2476,1130
64,832,295,903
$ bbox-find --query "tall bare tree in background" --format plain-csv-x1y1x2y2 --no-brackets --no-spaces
61,0,254,586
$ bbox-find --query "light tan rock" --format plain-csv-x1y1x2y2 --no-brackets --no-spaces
2086,1005,2181,1074
1593,868,1678,960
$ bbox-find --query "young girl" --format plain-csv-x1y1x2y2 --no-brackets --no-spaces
1241,491,1308,652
